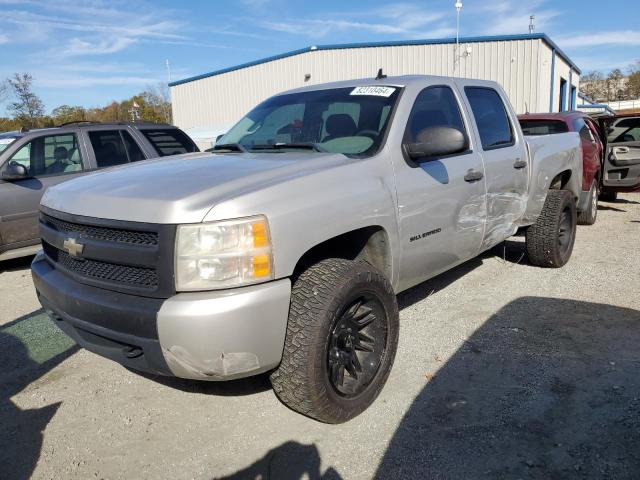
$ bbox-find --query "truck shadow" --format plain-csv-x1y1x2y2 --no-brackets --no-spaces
134,369,273,396
0,310,79,480
375,297,640,479
214,441,343,479
0,255,35,273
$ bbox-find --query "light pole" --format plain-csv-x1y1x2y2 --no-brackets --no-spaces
454,1,463,74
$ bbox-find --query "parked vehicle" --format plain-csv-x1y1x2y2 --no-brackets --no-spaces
519,112,603,225
518,112,640,211
32,75,582,423
596,114,640,202
0,122,198,261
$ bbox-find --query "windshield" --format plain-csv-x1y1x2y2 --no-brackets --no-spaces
0,136,19,153
519,119,569,136
217,86,401,157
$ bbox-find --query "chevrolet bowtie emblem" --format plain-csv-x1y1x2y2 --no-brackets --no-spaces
63,237,84,257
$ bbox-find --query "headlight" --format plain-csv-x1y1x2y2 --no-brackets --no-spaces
175,215,273,291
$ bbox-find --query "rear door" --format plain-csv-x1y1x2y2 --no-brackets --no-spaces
0,131,89,247
461,83,529,250
85,128,146,168
602,116,640,191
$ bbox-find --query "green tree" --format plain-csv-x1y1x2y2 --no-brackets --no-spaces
7,73,45,127
627,61,640,99
51,105,87,125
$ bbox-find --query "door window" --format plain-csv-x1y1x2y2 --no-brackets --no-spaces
7,134,84,176
608,117,640,143
122,131,145,162
88,130,130,167
465,87,514,150
404,86,466,143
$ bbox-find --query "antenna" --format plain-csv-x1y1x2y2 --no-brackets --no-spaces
454,1,463,74
166,59,172,83
375,68,387,80
529,15,535,34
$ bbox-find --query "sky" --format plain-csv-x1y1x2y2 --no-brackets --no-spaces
1,0,639,114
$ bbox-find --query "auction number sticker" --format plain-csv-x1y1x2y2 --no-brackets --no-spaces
0,138,14,145
350,86,396,97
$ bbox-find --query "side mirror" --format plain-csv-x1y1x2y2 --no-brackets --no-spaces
1,162,29,181
404,126,469,161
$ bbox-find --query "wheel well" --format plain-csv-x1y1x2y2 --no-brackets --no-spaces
550,170,572,190
293,227,391,279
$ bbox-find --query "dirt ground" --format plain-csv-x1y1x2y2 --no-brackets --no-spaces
1,193,639,480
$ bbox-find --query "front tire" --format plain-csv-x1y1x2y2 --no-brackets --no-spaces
577,180,598,225
526,189,577,268
270,258,399,423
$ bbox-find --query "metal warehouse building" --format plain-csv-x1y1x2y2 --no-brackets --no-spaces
169,33,581,132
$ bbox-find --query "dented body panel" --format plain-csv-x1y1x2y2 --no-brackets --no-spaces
33,75,581,381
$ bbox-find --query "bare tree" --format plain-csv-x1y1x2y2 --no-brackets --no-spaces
0,80,8,105
606,68,625,101
580,71,606,102
144,81,172,123
7,73,45,127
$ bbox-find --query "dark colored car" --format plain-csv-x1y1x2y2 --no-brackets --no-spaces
0,122,198,261
519,112,605,225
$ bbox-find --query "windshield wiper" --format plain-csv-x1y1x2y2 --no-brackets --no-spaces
250,142,326,152
212,143,247,152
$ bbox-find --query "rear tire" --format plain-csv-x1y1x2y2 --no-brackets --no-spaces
270,258,399,423
577,180,598,225
599,190,617,202
526,190,577,268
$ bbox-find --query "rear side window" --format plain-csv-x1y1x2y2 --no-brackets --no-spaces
572,118,595,142
465,87,514,150
141,129,198,157
519,120,569,135
405,86,466,143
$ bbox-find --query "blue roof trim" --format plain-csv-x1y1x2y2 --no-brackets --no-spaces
169,33,580,87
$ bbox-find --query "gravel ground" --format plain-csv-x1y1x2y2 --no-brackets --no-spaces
1,193,639,480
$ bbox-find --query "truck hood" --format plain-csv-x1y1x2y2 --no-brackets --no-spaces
41,151,353,224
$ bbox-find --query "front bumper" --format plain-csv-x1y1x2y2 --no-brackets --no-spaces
32,252,292,381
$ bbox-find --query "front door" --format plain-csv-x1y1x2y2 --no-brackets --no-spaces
602,116,640,192
393,83,486,292
0,132,88,249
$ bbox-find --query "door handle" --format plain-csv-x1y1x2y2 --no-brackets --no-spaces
513,159,527,169
464,169,484,182
614,146,630,154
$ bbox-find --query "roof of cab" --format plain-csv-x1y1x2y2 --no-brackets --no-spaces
277,74,497,96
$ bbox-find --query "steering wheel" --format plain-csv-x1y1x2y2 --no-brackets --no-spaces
355,129,379,140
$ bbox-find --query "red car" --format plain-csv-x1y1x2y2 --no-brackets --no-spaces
519,112,604,225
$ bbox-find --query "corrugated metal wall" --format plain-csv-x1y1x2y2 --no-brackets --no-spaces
171,38,577,129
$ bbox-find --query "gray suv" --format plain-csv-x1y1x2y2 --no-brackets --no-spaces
0,122,198,261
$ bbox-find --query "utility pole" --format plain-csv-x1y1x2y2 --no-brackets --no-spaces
454,1,463,75
166,59,172,83
529,15,535,34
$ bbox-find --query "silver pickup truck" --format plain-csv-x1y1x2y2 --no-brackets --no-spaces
31,75,582,423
